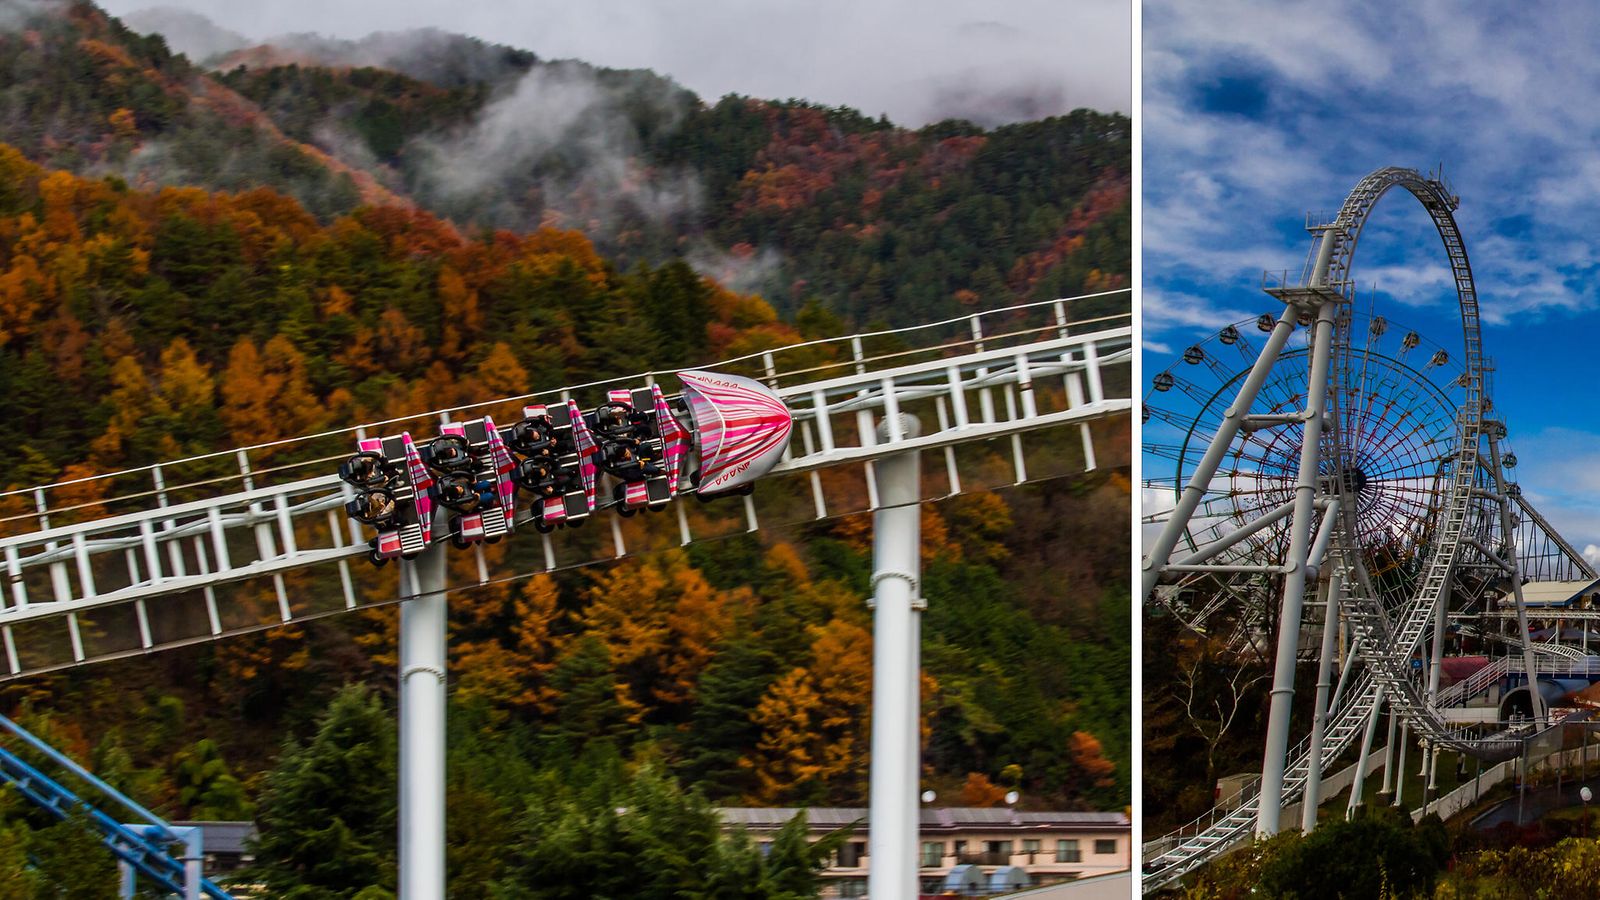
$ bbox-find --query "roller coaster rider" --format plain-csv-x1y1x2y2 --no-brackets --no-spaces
591,401,651,441
506,414,560,459
515,455,571,499
591,401,662,481
436,473,496,513
346,488,399,527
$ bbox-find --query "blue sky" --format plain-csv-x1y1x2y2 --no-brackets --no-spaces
1143,0,1600,559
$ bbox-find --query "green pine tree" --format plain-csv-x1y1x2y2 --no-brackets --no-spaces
250,684,397,898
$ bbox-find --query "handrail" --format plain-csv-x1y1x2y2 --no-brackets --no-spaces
1436,656,1510,707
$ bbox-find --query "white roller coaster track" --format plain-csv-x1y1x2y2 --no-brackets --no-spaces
0,294,1131,680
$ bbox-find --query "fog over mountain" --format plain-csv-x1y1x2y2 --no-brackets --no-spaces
106,0,1130,127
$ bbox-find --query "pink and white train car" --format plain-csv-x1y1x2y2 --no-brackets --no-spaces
676,370,793,496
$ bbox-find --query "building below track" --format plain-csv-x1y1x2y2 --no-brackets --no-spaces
716,806,1131,898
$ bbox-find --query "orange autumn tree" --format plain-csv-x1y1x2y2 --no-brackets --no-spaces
577,553,750,719
742,617,873,804
437,266,483,361
1068,730,1118,793
0,251,51,346
220,335,323,449
960,772,1008,808
453,574,569,720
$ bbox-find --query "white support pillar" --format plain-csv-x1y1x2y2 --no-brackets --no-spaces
868,414,921,900
1379,709,1398,801
1487,428,1546,726
178,825,203,900
399,540,448,900
1392,722,1409,809
1347,692,1385,819
1258,299,1338,837
1425,742,1440,813
1425,595,1447,809
1302,570,1342,831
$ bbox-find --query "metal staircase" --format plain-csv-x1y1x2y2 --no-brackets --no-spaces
1144,673,1381,889
1434,656,1510,707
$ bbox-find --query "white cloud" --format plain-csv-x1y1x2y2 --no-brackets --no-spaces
685,243,785,298
1143,0,1600,330
1141,288,1256,337
408,63,703,234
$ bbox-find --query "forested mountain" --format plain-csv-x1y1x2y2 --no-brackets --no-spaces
0,2,1130,895
1,1,1128,325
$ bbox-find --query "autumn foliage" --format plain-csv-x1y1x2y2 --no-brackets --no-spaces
0,9,1131,884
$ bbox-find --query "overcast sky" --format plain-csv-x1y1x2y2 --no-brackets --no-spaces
1143,0,1600,558
98,0,1130,128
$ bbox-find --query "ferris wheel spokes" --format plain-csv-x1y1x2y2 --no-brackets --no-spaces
1140,302,1304,598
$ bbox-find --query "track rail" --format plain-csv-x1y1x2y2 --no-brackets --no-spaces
0,310,1130,680
0,715,232,897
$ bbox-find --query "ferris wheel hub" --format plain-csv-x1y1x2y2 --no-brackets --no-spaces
1345,466,1368,495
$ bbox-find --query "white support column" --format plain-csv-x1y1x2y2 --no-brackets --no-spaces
178,825,203,900
1392,722,1409,809
1487,428,1546,726
1425,593,1447,808
1258,299,1337,837
868,414,921,900
1378,709,1398,801
1347,692,1385,818
399,539,448,900
1302,569,1342,831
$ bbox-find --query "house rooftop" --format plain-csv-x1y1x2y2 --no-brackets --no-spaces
715,807,1129,831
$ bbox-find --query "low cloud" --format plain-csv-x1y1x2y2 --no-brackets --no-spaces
686,243,785,298
0,0,67,32
408,62,702,236
120,6,248,61
106,0,1130,128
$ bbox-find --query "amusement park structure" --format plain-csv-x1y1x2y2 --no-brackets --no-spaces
0,295,1131,898
1141,168,1598,891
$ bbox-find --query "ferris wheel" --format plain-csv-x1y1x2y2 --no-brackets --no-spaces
1142,307,1474,643
1138,168,1577,880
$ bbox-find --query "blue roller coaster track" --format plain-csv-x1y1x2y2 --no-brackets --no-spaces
0,714,232,898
